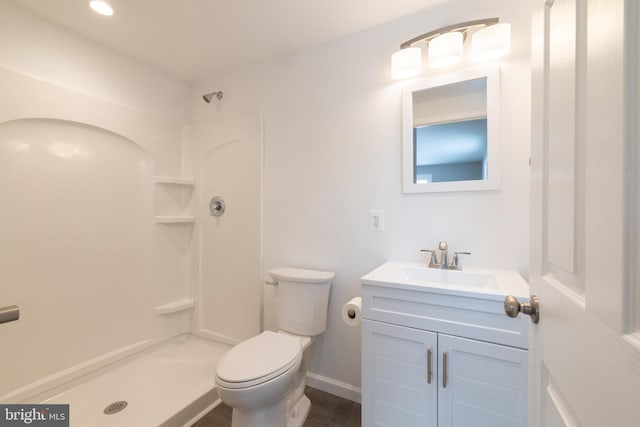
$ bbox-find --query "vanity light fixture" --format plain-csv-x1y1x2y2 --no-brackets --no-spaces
391,17,510,79
89,1,114,16
471,23,511,62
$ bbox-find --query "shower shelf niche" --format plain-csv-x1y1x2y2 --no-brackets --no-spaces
154,216,196,224
154,298,195,315
154,176,196,186
154,176,196,224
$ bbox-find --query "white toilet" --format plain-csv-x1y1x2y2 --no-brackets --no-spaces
215,267,334,427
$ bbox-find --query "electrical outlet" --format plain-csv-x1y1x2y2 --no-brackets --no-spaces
369,210,384,232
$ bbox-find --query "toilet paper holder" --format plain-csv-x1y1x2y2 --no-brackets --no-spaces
341,297,362,326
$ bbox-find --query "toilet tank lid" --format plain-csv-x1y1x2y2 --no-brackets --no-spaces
269,267,335,283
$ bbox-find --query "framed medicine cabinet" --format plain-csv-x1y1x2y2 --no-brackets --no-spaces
402,67,500,193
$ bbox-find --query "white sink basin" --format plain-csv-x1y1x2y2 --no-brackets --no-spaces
393,266,498,289
362,261,528,299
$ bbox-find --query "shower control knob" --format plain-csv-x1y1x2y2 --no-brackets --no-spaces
209,196,225,217
504,295,540,324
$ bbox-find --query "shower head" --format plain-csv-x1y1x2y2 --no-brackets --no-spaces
203,91,223,103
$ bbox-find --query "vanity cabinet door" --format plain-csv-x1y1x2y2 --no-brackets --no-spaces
362,319,438,427
437,333,528,427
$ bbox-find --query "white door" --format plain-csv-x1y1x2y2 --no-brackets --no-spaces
529,0,640,425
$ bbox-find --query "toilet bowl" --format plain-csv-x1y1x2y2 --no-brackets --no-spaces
216,331,303,427
215,267,334,427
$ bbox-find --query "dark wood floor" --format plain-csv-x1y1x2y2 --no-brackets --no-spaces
193,387,361,427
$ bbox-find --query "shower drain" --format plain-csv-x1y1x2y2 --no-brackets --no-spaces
103,400,128,415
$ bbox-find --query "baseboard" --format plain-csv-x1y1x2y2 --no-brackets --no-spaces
306,372,361,404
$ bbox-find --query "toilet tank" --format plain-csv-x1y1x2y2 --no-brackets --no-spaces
269,267,334,336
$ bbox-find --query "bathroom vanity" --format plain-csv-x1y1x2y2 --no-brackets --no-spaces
360,261,529,427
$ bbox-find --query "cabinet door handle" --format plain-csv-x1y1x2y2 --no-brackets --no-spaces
426,348,433,384
442,351,448,388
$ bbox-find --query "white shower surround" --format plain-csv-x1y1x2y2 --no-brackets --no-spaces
0,4,265,419
187,113,264,346
0,116,155,397
0,1,208,409
0,62,200,401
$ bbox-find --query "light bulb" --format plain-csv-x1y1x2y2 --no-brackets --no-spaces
472,23,511,62
391,47,422,80
428,32,463,68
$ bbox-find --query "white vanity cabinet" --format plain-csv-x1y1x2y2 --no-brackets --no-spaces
361,266,529,427
362,320,438,426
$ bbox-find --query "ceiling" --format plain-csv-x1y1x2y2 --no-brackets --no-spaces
10,0,447,83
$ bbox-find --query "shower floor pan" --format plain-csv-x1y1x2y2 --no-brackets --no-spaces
38,334,231,427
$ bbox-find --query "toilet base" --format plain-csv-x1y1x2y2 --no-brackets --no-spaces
287,394,310,427
228,392,310,427
230,392,288,427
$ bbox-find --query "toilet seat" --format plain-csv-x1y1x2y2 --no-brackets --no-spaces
216,331,302,389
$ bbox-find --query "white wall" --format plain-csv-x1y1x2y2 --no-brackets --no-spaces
0,2,187,126
0,2,191,400
189,0,532,397
0,1,189,174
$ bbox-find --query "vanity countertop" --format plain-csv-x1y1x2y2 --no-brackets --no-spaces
361,261,529,301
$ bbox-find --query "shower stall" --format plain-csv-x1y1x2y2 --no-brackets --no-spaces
0,67,263,426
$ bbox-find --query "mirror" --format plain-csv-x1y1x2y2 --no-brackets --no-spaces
402,67,500,193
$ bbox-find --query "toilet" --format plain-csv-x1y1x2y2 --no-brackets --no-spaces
215,267,334,427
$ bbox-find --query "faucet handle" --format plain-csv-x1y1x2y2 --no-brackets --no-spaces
421,249,437,259
438,241,448,250
451,251,471,269
420,249,438,267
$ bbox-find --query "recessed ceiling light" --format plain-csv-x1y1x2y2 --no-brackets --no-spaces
89,1,114,16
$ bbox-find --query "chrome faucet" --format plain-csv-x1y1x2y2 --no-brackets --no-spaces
421,241,470,270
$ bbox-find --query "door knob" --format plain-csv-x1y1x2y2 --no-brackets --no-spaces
504,295,540,324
